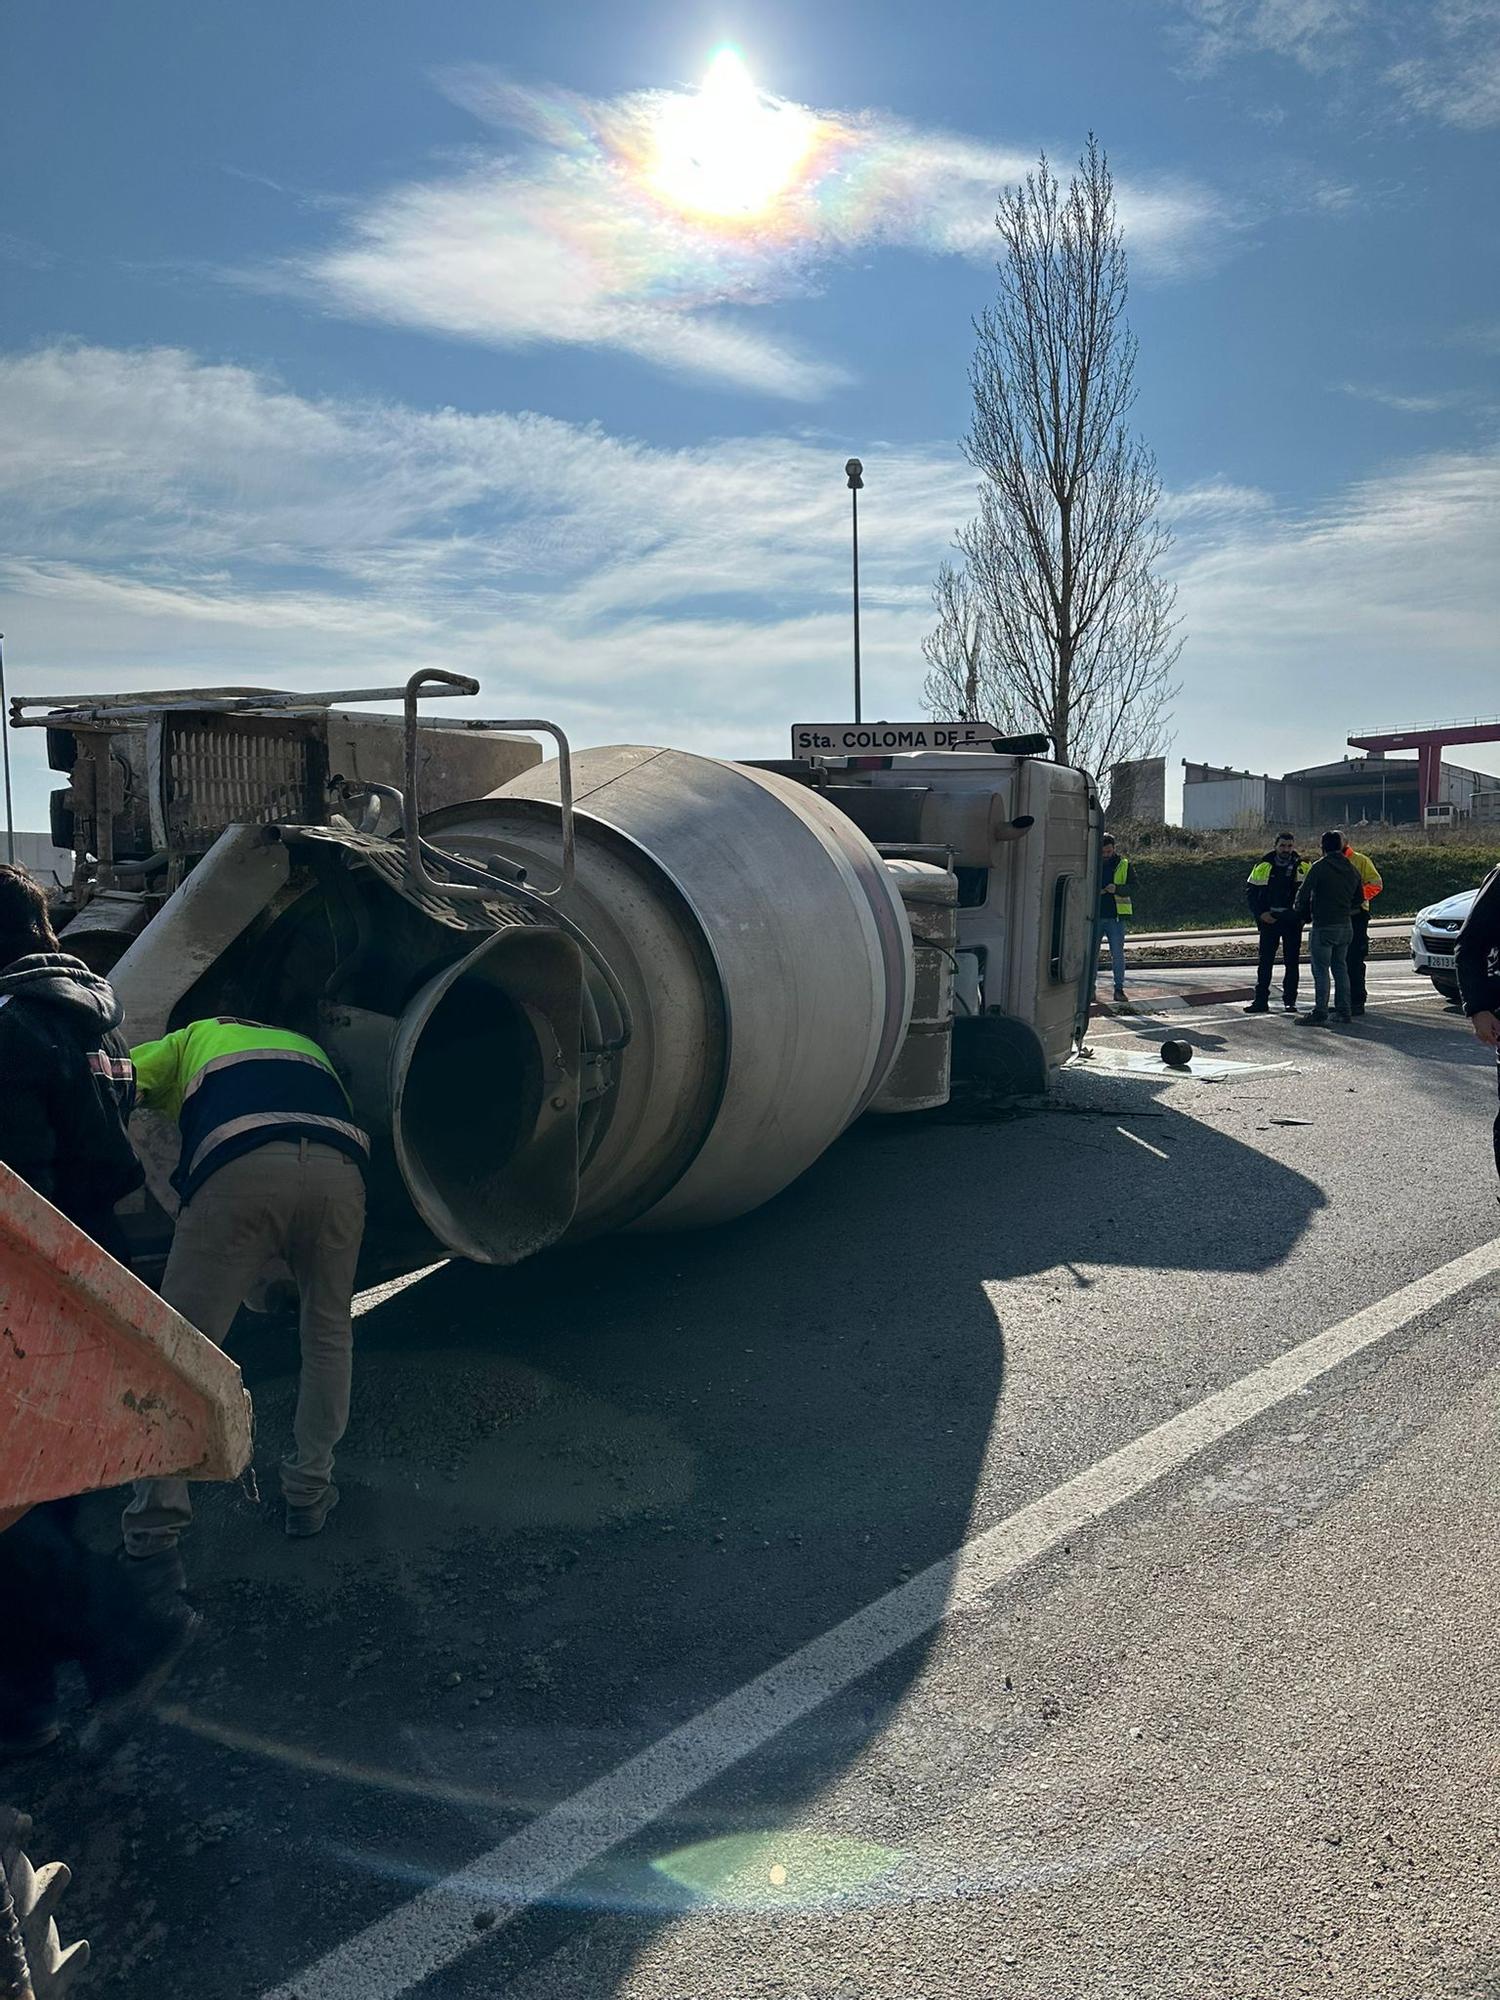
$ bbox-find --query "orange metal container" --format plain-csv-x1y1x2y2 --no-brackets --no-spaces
0,1163,251,1517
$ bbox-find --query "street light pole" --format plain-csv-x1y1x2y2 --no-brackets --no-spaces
0,634,13,865
845,458,863,724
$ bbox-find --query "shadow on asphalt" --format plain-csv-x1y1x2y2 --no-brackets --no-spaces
39,1084,1328,1999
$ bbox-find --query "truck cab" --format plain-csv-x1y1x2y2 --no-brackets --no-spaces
746,746,1100,1090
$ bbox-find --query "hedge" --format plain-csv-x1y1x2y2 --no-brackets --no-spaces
1119,842,1500,931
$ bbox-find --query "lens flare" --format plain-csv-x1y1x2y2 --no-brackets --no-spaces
645,49,824,223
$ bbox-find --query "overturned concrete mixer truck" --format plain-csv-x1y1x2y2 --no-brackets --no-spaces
12,673,1101,1275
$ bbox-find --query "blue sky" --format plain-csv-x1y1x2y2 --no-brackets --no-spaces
2,0,1497,824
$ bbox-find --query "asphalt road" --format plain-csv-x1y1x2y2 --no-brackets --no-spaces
21,960,1500,2000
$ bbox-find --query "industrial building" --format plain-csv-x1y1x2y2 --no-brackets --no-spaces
1179,717,1500,832
1180,756,1500,830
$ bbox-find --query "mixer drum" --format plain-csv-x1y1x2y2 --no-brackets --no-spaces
410,746,914,1254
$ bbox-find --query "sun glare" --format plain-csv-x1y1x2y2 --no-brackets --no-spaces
647,49,818,222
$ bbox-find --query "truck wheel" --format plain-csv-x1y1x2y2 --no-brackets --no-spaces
952,1014,1047,1096
0,1809,90,1996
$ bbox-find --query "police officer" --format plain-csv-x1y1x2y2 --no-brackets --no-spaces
1455,863,1500,1190
1095,834,1133,1003
122,1017,368,1547
1243,833,1307,1013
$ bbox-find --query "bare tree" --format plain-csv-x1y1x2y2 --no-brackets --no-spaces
922,136,1180,774
919,561,985,722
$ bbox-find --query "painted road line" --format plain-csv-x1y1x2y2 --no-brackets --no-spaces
260,1235,1500,2000
1083,993,1429,1041
353,1262,447,1318
1116,1125,1171,1158
1091,989,1426,1026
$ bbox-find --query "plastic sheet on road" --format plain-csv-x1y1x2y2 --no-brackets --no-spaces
1075,1047,1299,1082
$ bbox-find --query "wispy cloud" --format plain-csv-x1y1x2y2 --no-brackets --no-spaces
0,229,59,271
1335,381,1471,414
1385,0,1500,129
1169,0,1369,77
1159,478,1275,522
220,164,350,214
4,344,1496,817
270,62,1227,398
0,342,974,588
1167,0,1500,126
0,344,976,804
1170,441,1500,759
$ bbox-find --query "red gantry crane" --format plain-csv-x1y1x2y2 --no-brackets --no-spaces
1347,716,1500,820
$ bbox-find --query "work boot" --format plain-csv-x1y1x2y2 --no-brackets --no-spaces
0,1679,61,1761
0,1714,61,1760
117,1545,188,1606
78,1598,200,1754
285,1486,340,1539
1295,1011,1329,1027
1243,999,1269,1014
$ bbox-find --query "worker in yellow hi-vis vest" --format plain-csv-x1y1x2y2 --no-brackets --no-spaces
121,1018,369,1551
1095,833,1133,1002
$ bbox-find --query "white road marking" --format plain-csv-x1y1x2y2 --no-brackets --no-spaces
1115,1125,1170,1158
261,1234,1500,2000
1085,992,1428,1041
353,1262,447,1318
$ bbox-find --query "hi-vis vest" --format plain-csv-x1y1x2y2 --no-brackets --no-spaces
131,1018,369,1203
1106,857,1133,918
1246,856,1310,909
1345,848,1383,905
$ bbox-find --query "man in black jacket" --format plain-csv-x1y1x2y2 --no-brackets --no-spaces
1293,832,1364,1026
1455,863,1500,1188
0,878,144,1252
0,864,196,1758
1243,834,1306,1013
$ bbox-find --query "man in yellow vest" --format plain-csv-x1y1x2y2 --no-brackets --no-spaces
1243,833,1309,1013
1095,834,1133,1002
121,1018,369,1549
1343,841,1383,1017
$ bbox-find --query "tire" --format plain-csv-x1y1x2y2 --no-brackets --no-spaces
952,1014,1048,1096
1431,975,1461,1002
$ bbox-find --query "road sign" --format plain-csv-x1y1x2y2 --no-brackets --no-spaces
790,721,1001,757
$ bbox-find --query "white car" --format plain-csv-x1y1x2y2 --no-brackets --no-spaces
1410,888,1478,1002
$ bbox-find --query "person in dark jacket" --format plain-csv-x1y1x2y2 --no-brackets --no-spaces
0,885,144,1253
1243,834,1307,1013
1293,832,1364,1026
1454,863,1500,1188
0,864,196,1759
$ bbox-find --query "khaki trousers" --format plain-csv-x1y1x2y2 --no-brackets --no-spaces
122,1140,366,1553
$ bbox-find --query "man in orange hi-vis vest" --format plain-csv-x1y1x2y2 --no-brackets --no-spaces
1343,842,1383,1017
